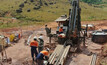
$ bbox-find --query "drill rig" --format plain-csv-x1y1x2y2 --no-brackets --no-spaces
45,0,87,65
55,0,86,48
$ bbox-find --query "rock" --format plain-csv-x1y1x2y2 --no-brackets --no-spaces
52,12,55,13
33,6,41,10
44,2,48,6
16,8,22,13
49,2,54,5
56,6,58,8
27,9,31,12
35,4,37,6
11,6,13,8
19,3,24,8
54,2,56,4
24,1,27,3
30,0,34,2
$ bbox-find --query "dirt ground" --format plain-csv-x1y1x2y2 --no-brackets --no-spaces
0,20,107,65
65,38,103,65
65,20,107,65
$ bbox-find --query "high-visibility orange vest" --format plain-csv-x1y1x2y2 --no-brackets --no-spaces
59,28,63,32
30,41,38,47
73,31,77,38
41,50,49,56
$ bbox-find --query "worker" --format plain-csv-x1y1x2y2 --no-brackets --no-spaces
45,25,51,37
18,33,21,39
59,25,63,34
30,36,38,61
36,48,49,65
56,23,60,34
38,36,44,52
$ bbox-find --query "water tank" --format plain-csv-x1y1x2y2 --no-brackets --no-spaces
92,31,107,43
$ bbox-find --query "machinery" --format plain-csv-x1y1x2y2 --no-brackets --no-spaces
55,0,86,48
45,0,87,65
92,31,107,43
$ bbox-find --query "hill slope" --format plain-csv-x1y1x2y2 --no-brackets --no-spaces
0,0,107,22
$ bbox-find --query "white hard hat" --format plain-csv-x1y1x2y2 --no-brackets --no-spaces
46,48,50,52
34,36,37,39
44,61,48,64
39,36,43,39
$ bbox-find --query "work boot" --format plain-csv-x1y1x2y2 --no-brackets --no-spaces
34,58,37,62
32,58,34,61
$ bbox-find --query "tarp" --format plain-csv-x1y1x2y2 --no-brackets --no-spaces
10,34,15,42
27,34,33,45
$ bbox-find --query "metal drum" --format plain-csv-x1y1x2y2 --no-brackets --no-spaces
102,29,107,33
92,31,107,43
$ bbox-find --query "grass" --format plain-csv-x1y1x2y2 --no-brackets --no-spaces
0,20,45,29
0,0,107,29
81,2,107,21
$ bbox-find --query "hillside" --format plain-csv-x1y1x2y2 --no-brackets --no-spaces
0,0,107,28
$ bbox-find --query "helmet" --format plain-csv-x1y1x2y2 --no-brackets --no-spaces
34,36,37,40
39,36,43,39
46,48,50,52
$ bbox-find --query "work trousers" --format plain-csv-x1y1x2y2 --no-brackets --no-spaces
31,46,38,61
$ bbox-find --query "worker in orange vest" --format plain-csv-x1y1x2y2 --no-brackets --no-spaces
59,25,63,34
36,48,49,65
30,36,38,61
18,33,21,39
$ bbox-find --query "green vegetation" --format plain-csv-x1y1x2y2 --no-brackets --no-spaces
0,20,44,29
0,0,107,28
80,2,107,21
81,0,103,4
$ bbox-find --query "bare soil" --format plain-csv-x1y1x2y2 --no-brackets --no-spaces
65,20,107,65
0,20,107,65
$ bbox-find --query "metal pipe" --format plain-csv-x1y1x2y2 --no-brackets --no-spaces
90,53,97,65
